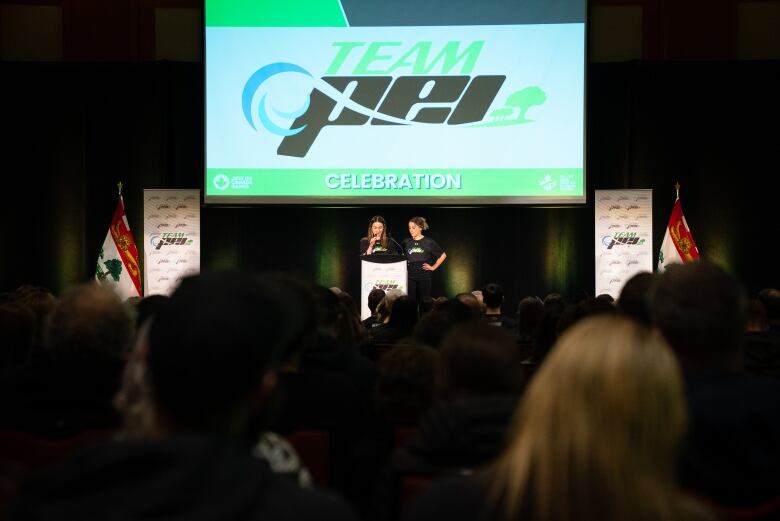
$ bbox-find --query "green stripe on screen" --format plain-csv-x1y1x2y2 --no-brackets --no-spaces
206,0,348,27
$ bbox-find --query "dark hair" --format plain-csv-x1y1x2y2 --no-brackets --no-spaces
543,293,566,312
46,284,132,361
516,296,544,338
413,310,458,350
409,216,429,230
650,262,747,361
375,344,438,426
746,299,768,331
418,296,437,316
148,272,309,432
617,271,656,326
455,293,482,318
482,283,505,309
368,288,386,315
387,297,419,336
437,322,524,400
757,288,780,323
333,289,367,348
134,294,170,330
556,298,617,337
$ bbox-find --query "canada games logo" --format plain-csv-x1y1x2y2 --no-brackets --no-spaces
242,41,547,158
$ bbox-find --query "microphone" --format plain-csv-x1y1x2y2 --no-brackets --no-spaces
387,231,404,255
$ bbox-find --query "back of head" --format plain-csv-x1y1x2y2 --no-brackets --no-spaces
15,285,58,350
46,283,132,361
134,294,170,330
617,271,656,326
418,296,437,316
454,293,482,318
516,296,544,337
650,262,747,367
436,321,524,401
387,296,419,333
375,344,438,425
493,315,687,521
413,309,458,349
542,293,566,312
332,289,366,347
746,299,769,332
377,288,406,321
368,288,386,315
757,288,780,326
147,271,308,434
482,283,504,310
556,298,617,337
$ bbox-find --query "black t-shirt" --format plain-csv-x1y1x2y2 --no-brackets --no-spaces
360,238,401,256
402,236,444,279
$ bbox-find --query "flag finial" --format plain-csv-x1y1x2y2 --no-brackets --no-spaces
117,182,123,196
674,182,680,200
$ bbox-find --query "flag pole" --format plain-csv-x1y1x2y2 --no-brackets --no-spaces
675,182,680,200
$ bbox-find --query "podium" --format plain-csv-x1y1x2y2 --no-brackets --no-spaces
360,254,407,320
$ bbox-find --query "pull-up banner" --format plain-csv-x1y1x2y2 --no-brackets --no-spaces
143,189,201,296
594,189,653,299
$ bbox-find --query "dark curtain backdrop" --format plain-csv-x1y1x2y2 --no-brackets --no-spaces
1,60,777,310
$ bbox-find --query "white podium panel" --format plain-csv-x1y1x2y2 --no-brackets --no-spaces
360,257,407,320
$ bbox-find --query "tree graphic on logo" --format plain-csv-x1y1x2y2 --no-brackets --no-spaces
505,87,547,122
478,86,547,127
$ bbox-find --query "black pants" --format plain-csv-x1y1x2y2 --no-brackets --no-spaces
407,278,431,302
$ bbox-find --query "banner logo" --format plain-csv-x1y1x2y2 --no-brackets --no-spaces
242,41,548,158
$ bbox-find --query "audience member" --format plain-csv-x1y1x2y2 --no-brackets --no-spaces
454,293,482,318
417,297,437,317
10,272,356,521
0,283,130,437
757,288,780,332
556,297,617,337
743,299,780,378
389,322,524,474
362,288,386,330
406,316,713,521
370,297,418,345
481,283,517,331
650,262,780,508
374,345,438,428
617,271,656,325
331,288,368,350
375,322,524,520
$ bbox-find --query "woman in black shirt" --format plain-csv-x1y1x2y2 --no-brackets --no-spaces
360,215,400,256
402,216,446,301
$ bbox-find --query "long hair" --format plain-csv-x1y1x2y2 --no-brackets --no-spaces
365,215,389,249
489,315,696,521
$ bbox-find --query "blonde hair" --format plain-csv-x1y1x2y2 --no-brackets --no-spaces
489,315,699,521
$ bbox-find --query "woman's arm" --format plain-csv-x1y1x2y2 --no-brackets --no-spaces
423,252,446,271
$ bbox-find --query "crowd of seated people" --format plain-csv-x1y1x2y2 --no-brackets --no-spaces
0,266,778,520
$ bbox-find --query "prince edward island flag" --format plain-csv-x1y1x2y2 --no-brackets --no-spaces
657,196,699,272
95,195,142,299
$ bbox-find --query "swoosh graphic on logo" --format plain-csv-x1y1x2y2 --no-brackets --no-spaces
242,62,312,135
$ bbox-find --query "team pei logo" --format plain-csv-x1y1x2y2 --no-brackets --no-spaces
242,41,546,158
